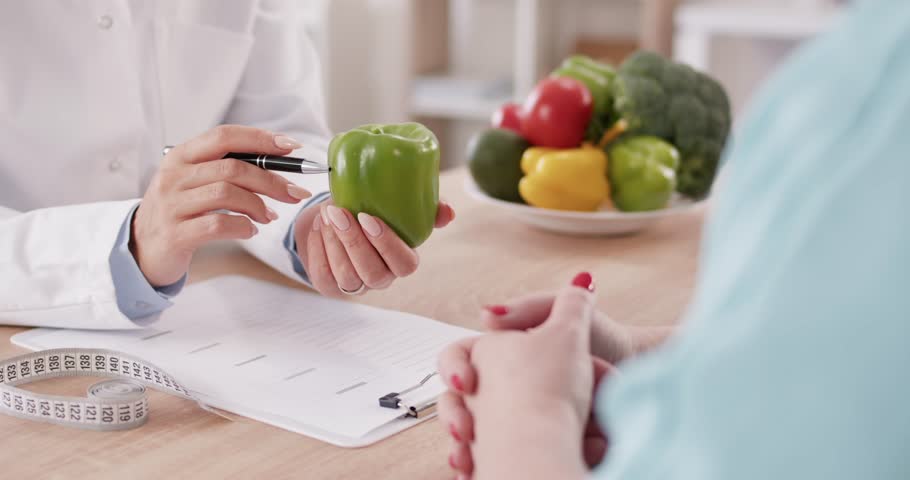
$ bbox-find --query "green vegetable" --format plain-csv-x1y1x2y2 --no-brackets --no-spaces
328,122,439,248
552,55,616,144
467,128,530,203
563,54,615,80
612,51,731,198
552,65,611,116
608,135,679,212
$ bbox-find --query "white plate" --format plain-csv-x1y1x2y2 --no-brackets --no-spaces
464,177,706,236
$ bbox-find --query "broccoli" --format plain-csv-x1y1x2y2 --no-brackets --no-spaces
611,51,732,198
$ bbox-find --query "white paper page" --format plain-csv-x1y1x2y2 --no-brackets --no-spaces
11,276,476,441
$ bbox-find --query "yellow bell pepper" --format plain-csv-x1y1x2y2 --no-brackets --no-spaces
518,145,611,211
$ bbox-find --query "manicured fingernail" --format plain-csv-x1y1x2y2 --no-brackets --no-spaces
449,423,461,442
571,272,594,292
274,134,303,149
287,184,311,200
357,212,382,237
448,454,457,470
326,205,350,231
265,207,279,221
484,305,509,316
312,216,321,231
451,374,464,392
251,224,259,235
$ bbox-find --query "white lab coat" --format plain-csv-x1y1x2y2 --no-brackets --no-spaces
0,0,331,329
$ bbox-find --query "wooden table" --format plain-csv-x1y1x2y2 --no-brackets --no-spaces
0,169,704,479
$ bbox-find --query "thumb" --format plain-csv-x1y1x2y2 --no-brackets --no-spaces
538,272,596,347
481,293,556,331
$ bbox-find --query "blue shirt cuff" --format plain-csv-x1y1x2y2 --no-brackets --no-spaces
284,191,332,285
109,204,187,322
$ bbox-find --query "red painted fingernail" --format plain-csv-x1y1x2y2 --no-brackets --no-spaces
451,374,464,392
449,423,462,442
448,453,457,469
484,305,509,316
572,272,595,292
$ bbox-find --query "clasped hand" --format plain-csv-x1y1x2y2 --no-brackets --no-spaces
436,274,617,480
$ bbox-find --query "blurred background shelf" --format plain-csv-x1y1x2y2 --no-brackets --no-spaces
674,1,845,121
676,3,843,40
409,75,513,121
300,0,847,167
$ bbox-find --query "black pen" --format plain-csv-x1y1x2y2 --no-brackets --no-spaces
161,146,330,174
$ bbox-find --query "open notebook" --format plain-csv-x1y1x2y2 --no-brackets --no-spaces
11,275,476,447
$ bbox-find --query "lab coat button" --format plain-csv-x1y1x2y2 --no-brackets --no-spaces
108,159,122,172
97,15,113,30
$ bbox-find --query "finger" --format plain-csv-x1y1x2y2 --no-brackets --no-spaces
538,272,596,348
305,218,343,297
319,204,364,293
356,213,420,278
323,205,395,289
437,391,474,443
180,158,306,204
437,336,480,394
585,356,616,448
449,441,474,476
170,125,295,165
592,356,618,393
481,292,556,331
586,356,617,434
435,202,456,228
174,213,258,251
584,411,606,442
175,182,271,223
582,435,608,467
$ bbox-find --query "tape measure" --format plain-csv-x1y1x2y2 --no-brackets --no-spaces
0,348,205,431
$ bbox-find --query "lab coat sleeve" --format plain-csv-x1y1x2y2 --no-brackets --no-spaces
108,204,186,319
223,0,334,285
0,200,161,329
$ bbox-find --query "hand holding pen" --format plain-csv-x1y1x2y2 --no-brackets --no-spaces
133,126,313,287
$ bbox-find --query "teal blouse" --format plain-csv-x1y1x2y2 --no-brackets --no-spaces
595,1,910,478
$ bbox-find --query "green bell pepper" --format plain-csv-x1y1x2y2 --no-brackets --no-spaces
552,55,616,143
552,65,610,115
608,135,680,212
328,122,440,248
551,57,614,116
563,54,615,80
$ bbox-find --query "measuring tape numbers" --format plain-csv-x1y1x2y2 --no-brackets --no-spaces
0,348,200,431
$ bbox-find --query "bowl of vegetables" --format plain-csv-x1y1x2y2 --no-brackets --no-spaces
466,51,731,236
